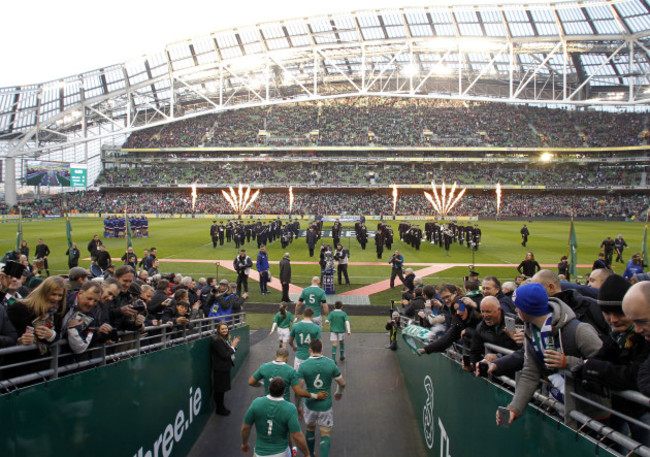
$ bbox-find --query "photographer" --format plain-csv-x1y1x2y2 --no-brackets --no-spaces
385,311,401,350
147,279,172,320
334,243,350,286
417,285,481,356
388,250,404,289
233,249,252,296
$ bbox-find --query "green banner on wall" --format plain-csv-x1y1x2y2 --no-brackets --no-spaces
0,325,249,457
396,341,614,457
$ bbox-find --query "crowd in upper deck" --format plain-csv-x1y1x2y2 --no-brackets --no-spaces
122,97,649,149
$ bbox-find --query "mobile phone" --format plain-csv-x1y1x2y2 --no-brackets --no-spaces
25,326,34,334
462,355,470,367
504,315,516,333
457,300,466,312
478,362,489,377
498,407,511,428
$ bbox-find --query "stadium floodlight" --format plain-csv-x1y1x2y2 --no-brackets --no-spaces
227,55,262,72
401,64,419,77
540,152,554,162
432,64,453,76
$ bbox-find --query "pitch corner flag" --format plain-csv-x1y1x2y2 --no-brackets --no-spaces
569,217,578,279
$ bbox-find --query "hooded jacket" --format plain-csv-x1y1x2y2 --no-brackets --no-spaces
508,297,604,418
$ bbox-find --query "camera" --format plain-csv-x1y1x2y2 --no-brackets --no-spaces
3,260,26,279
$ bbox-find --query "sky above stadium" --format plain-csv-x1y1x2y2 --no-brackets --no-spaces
1,0,566,88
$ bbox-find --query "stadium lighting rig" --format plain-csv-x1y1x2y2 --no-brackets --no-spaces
222,184,260,215
424,180,467,218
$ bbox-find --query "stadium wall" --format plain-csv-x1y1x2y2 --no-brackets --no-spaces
395,340,615,457
0,325,250,457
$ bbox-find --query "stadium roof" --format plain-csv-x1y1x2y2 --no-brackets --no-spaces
1,0,649,158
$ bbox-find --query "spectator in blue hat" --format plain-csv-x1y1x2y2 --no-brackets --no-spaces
496,282,605,426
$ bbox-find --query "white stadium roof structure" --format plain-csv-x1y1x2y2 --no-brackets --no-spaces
0,0,650,201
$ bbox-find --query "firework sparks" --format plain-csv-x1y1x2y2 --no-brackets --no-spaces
222,184,260,214
496,182,502,216
392,185,398,215
424,181,467,217
191,184,197,213
289,186,294,214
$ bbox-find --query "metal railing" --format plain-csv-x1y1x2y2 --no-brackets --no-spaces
482,341,650,457
0,313,247,395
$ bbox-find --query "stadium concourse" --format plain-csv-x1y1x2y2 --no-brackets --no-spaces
188,331,425,457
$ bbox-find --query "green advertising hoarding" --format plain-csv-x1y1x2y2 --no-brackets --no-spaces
0,326,249,457
396,342,614,457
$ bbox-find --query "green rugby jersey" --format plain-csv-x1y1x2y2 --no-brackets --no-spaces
290,321,321,360
252,361,300,402
244,395,301,456
299,286,327,317
273,311,294,328
328,309,349,334
298,356,342,412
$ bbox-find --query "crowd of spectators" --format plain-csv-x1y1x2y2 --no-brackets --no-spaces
122,97,649,149
396,267,650,449
95,161,646,188
0,260,245,383
7,190,649,220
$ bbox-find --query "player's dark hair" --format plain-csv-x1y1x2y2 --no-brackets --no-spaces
304,308,314,318
269,377,286,398
335,301,343,309
309,338,323,353
279,302,287,318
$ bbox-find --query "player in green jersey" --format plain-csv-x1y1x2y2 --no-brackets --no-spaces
295,277,328,327
249,348,328,403
241,378,309,457
326,301,351,361
289,308,322,371
270,302,294,349
297,339,346,457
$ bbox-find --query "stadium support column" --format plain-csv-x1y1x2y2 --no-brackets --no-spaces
5,157,17,206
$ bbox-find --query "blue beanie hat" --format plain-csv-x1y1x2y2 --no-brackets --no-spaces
513,283,549,316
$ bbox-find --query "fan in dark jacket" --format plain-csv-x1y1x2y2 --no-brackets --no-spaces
469,296,523,370
147,279,171,320
574,275,650,445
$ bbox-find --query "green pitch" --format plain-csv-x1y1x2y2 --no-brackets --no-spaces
1,217,645,306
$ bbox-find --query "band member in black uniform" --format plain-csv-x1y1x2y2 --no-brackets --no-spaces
520,224,529,247
210,221,218,248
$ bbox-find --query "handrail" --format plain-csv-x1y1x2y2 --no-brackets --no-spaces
0,313,247,394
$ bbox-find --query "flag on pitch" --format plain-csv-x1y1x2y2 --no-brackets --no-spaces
642,210,649,268
125,210,133,249
66,213,74,262
569,217,578,279
15,209,22,252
